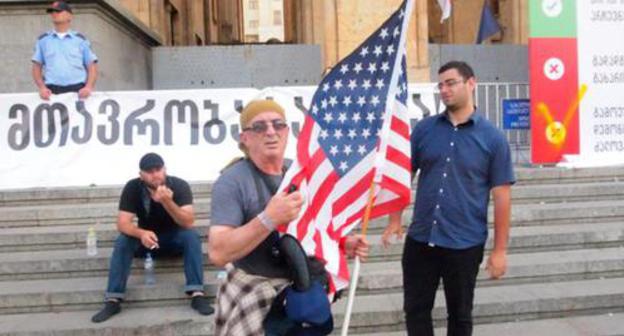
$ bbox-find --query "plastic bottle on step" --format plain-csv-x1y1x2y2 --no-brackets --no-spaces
86,226,98,256
144,252,156,285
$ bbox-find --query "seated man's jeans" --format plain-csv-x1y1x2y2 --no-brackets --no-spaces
104,229,204,300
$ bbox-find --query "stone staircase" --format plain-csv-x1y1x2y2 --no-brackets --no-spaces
1,166,624,335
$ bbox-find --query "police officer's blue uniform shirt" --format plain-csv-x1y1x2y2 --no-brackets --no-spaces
31,30,98,86
408,110,515,249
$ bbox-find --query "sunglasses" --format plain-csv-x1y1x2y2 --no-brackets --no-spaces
243,119,288,134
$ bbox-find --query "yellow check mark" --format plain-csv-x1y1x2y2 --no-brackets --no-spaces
536,84,588,148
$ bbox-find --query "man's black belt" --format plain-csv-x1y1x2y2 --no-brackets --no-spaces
47,82,86,94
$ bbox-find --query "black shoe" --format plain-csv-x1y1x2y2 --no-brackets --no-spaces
191,295,215,316
91,300,121,323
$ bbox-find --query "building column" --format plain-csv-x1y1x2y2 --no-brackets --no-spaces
290,0,430,81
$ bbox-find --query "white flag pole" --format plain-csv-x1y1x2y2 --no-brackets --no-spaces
341,1,413,334
340,256,362,336
341,181,375,336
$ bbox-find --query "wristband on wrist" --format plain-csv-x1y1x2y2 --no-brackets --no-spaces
257,211,276,231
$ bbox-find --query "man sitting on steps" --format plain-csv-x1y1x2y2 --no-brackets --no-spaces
91,152,214,323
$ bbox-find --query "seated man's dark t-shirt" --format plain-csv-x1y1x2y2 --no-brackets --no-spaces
118,176,193,234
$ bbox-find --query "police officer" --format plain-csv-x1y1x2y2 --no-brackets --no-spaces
32,1,98,100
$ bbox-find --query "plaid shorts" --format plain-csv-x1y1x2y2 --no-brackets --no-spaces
214,265,289,336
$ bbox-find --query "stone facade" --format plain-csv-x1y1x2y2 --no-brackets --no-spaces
428,0,529,45
0,0,531,94
285,0,430,81
0,0,160,93
119,0,244,45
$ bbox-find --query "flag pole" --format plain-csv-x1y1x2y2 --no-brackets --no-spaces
341,180,376,336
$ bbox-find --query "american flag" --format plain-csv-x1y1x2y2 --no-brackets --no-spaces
278,0,413,291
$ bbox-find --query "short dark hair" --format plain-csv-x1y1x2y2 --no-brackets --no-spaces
438,61,475,81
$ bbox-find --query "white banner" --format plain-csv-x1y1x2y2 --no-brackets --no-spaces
0,85,440,189
562,1,624,167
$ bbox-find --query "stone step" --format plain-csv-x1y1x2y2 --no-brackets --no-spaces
2,221,624,280
3,178,624,210
4,309,624,336
0,306,214,336
0,247,220,281
364,200,624,232
0,183,213,207
511,181,624,204
1,246,622,315
0,221,210,253
6,216,619,256
3,203,624,252
0,200,211,228
514,166,624,185
0,166,623,208
505,200,624,226
3,213,624,255
3,198,624,230
332,277,624,334
355,312,624,336
0,272,219,315
368,221,624,259
358,246,624,292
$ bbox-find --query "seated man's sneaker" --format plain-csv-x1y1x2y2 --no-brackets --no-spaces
191,295,215,316
91,300,121,323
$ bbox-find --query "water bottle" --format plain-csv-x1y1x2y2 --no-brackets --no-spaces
216,269,227,283
144,252,156,285
86,227,97,256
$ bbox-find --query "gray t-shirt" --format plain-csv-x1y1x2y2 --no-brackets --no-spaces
210,158,290,279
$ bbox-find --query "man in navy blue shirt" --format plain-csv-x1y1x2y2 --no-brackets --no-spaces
383,61,515,336
31,1,98,100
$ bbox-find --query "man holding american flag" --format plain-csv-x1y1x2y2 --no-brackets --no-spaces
208,99,369,335
209,0,415,333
